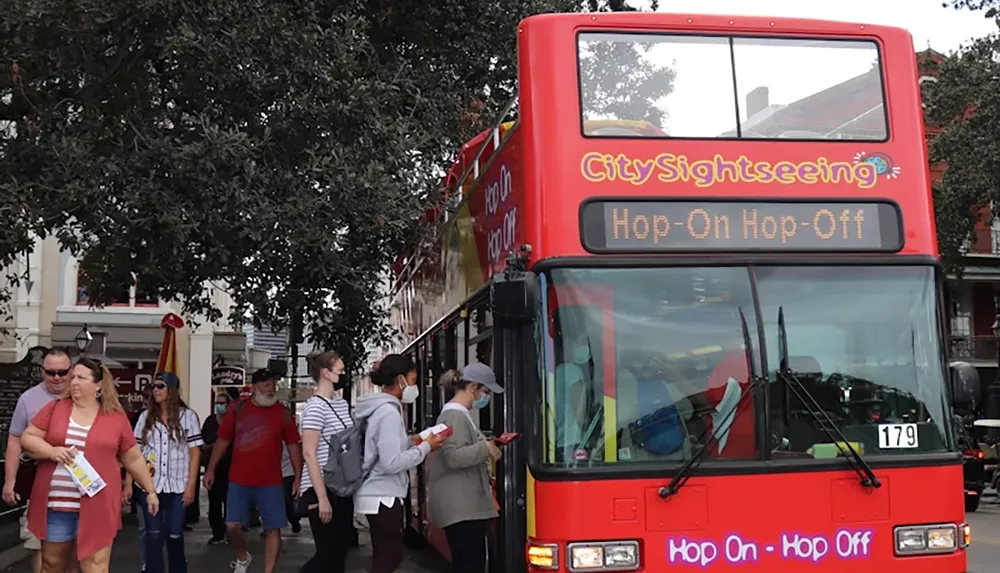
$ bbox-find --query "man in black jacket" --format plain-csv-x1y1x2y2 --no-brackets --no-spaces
202,390,235,544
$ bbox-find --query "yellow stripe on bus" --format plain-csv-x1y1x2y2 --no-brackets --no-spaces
604,395,617,462
527,469,537,537
546,371,556,463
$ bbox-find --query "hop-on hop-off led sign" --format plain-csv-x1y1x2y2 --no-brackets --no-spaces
579,199,904,253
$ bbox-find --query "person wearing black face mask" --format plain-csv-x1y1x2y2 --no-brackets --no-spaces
297,351,354,573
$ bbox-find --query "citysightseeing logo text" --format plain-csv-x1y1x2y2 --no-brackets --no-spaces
580,151,901,189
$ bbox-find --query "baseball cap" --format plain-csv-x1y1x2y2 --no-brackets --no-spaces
462,363,503,394
154,371,181,388
251,368,279,384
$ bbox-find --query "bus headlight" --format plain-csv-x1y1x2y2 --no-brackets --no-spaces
894,524,959,555
568,541,640,571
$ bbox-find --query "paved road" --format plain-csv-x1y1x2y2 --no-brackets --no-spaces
967,496,1000,573
1,512,447,573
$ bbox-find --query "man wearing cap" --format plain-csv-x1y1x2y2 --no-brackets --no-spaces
204,368,301,573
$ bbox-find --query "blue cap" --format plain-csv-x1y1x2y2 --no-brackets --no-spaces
462,363,503,393
154,371,181,389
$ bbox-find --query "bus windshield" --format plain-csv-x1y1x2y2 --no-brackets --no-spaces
537,265,953,468
577,33,888,140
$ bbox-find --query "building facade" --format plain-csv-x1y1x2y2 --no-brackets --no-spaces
916,48,1000,389
0,235,247,425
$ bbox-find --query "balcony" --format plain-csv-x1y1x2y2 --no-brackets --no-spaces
963,226,1000,256
950,335,999,363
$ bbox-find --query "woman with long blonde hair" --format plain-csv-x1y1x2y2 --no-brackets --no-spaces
21,357,159,573
124,372,203,573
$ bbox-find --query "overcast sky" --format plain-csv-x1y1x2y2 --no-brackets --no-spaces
592,1,999,135
656,0,997,52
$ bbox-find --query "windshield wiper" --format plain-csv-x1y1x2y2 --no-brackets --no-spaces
776,306,881,489
659,307,764,499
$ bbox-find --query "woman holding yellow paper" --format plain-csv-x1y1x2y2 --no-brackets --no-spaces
21,358,159,573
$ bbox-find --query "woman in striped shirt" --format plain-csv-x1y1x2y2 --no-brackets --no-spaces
298,351,354,573
21,357,158,573
124,372,203,573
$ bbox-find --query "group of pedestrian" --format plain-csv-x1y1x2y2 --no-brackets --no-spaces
3,346,504,573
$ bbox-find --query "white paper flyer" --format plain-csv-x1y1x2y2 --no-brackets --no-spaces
64,453,107,497
419,423,450,441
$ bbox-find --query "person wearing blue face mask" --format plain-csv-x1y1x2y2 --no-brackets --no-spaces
200,391,234,545
426,363,505,573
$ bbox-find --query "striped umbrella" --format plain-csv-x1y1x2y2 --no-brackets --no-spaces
156,313,186,375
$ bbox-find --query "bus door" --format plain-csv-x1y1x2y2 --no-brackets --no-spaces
487,271,549,573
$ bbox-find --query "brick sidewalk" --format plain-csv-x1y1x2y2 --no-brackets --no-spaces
2,512,447,572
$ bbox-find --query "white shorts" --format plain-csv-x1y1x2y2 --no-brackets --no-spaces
20,501,40,550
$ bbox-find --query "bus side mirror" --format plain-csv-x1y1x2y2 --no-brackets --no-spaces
949,361,980,409
490,272,539,324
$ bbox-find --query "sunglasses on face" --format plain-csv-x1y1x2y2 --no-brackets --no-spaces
44,369,70,377
151,383,168,390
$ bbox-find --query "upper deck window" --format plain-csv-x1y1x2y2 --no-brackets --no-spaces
577,33,888,141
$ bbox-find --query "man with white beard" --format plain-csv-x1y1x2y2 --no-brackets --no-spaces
203,369,302,573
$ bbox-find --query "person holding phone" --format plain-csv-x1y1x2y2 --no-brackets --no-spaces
426,363,504,573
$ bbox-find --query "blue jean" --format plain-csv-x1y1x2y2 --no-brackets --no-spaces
136,500,146,565
137,490,187,573
45,510,80,543
226,483,287,531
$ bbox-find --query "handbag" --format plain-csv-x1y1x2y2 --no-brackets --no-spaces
13,455,37,501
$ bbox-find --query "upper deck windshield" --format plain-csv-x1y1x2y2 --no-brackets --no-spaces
577,32,888,140
536,265,952,468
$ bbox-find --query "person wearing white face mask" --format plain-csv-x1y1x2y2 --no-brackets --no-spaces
353,354,446,573
427,363,504,573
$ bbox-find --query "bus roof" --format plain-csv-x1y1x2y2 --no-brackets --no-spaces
519,11,912,41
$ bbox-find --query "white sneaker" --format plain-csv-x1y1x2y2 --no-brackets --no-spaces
231,553,252,573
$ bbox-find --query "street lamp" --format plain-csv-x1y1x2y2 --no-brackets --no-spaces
75,324,93,354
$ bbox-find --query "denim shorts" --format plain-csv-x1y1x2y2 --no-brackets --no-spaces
45,510,80,543
226,483,288,531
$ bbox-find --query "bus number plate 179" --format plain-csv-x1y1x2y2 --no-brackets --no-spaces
877,423,919,449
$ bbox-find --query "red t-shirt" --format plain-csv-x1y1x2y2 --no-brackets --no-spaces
217,399,300,487
705,351,757,459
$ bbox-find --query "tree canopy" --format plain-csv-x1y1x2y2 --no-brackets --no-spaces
927,1,1000,263
1,0,667,367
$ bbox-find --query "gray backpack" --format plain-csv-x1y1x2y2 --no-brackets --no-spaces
321,400,399,497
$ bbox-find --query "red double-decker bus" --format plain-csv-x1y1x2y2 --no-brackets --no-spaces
389,11,974,573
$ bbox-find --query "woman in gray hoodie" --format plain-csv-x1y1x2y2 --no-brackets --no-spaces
353,354,445,573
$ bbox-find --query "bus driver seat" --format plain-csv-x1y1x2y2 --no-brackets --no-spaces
616,367,694,462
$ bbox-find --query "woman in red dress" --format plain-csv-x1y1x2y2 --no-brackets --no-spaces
21,358,159,573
